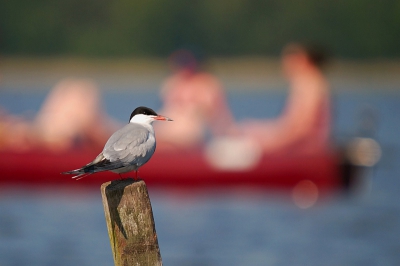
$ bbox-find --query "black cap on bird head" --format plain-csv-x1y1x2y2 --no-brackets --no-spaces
129,106,158,122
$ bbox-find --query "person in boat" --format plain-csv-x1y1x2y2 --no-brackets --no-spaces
33,78,119,151
154,49,235,150
0,78,117,152
237,43,331,155
0,109,32,151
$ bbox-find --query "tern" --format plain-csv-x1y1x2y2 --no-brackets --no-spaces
62,106,172,180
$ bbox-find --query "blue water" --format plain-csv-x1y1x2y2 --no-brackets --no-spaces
0,82,400,265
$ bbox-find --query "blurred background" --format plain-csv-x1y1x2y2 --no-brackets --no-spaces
0,1,399,265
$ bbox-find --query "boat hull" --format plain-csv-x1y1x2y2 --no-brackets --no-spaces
0,149,343,194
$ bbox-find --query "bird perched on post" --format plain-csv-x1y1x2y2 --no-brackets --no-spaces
62,106,172,180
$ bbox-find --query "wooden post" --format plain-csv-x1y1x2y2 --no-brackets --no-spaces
101,178,162,266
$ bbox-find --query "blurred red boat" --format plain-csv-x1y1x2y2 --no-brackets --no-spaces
0,148,360,195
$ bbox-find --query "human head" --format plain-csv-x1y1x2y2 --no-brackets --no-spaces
281,43,328,77
168,49,198,73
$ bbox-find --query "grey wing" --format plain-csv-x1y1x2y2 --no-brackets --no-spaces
102,123,156,167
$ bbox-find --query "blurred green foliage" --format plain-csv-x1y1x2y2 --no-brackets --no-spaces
0,0,399,58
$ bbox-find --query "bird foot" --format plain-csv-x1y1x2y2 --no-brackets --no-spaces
131,176,142,181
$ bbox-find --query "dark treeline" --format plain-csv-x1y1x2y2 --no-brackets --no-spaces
0,0,399,58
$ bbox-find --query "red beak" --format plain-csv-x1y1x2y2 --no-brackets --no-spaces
154,115,173,121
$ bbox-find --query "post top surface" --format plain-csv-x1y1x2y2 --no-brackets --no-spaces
101,178,145,192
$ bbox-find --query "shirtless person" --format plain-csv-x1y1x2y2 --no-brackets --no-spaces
155,50,234,150
239,43,331,155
